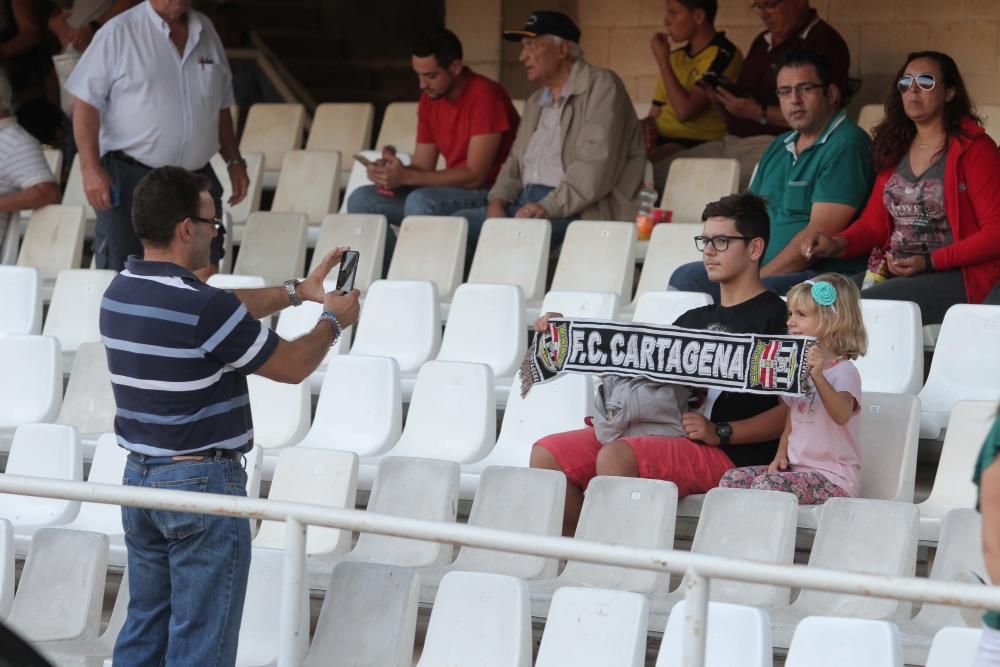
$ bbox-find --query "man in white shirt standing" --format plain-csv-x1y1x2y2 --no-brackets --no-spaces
0,72,59,261
65,0,247,276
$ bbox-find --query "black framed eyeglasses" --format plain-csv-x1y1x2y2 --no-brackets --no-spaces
775,82,827,98
187,215,224,231
694,235,754,252
897,73,936,93
750,0,784,13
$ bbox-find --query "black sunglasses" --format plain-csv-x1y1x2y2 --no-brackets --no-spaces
186,215,224,231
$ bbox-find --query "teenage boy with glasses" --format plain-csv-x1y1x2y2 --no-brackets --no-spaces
669,48,874,301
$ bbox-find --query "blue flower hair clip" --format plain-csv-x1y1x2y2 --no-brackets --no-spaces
806,280,838,310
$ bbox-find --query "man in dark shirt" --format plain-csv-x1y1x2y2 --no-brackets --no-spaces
532,192,788,536
665,0,850,190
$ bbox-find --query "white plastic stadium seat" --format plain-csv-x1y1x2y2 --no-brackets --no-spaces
62,156,96,222
0,424,82,530
467,218,551,305
35,570,129,666
857,103,884,136
247,375,310,449
253,448,358,555
42,148,63,185
658,601,772,667
387,215,466,302
239,103,306,182
540,289,620,320
210,151,264,234
18,205,86,296
785,616,903,667
918,305,1000,439
0,335,62,436
925,627,982,667
855,299,923,394
310,213,386,289
206,273,267,291
274,297,352,391
306,102,374,183
271,149,342,225
376,102,419,154
56,343,118,448
7,528,108,642
418,572,532,667
536,587,649,667
631,290,712,326
629,221,705,308
303,562,419,667
349,280,440,373
0,519,12,620
233,211,308,286
0,266,41,334
550,220,636,302
917,401,997,542
43,269,115,371
337,149,412,214
660,158,740,223
236,546,309,667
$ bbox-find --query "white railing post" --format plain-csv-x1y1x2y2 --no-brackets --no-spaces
682,569,709,667
277,517,307,667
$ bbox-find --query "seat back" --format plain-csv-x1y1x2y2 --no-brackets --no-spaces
271,149,342,223
562,476,677,593
43,269,115,360
0,335,62,429
376,102,419,153
550,220,636,302
351,457,459,566
438,283,525,378
350,280,440,372
304,562,418,667
387,216,467,301
919,304,1000,437
66,433,128,534
233,211,308,285
660,158,740,223
855,299,923,394
0,423,82,526
390,361,495,463
247,375,311,449
796,498,918,618
306,102,374,163
857,392,920,502
687,488,797,606
926,627,982,667
0,266,41,335
857,104,884,136
920,401,998,518
418,572,532,667
254,448,358,555
536,587,649,667
467,218,550,304
541,290,620,320
310,213,386,289
210,151,263,226
206,273,267,290
239,103,306,172
236,546,309,666
61,156,96,220
274,297,352,363
300,355,401,457
8,528,108,642
0,519,12,620
633,222,705,301
454,466,565,578
18,205,86,283
785,616,902,667
658,601,772,667
915,508,988,627
42,148,63,184
632,290,712,325
57,342,116,436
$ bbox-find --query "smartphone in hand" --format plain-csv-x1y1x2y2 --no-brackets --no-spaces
699,71,748,97
352,154,374,168
335,250,360,293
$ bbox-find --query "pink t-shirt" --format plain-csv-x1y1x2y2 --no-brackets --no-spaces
782,360,863,496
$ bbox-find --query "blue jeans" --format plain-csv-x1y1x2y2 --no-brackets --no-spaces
114,453,251,667
667,260,819,301
347,185,489,270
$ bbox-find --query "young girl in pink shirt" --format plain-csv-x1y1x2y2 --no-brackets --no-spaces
720,273,868,504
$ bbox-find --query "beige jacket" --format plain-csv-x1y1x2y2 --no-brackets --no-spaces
488,59,645,222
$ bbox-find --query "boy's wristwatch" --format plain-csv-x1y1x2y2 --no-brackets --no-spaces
715,422,733,445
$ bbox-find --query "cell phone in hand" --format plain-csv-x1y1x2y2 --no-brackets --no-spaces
352,154,374,168
335,250,360,293
700,71,748,97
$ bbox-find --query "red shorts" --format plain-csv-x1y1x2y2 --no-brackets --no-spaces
534,426,736,497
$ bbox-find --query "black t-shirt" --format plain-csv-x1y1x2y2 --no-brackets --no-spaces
673,290,788,467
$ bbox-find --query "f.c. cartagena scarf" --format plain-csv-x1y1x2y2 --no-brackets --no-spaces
521,318,816,398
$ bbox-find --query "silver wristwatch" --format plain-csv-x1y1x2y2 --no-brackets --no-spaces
283,279,302,307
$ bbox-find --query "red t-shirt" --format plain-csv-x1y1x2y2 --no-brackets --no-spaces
416,68,520,185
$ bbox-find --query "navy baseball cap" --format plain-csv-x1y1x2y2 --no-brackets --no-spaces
504,10,581,44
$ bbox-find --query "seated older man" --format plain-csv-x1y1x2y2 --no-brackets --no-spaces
0,72,59,260
454,10,645,259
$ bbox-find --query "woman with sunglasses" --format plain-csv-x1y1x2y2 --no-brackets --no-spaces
802,51,1000,324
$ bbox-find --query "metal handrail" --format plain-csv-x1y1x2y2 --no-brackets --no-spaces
0,473,994,667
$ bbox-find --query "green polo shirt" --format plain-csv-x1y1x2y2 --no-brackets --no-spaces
973,415,1000,630
749,110,874,275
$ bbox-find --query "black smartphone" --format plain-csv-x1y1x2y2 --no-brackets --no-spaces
700,71,747,97
335,251,360,293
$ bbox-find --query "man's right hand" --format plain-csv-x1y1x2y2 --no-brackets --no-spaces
322,288,361,329
533,311,563,332
800,232,846,260
486,200,507,219
83,165,114,210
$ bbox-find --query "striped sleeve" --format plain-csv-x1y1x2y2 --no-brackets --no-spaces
196,290,278,374
1,133,55,190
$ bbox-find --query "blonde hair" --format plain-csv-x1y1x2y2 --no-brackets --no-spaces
786,272,868,359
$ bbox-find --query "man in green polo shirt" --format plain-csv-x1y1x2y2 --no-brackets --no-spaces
669,48,873,299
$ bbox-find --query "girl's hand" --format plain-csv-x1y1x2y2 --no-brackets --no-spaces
533,312,563,333
768,454,788,473
807,344,830,377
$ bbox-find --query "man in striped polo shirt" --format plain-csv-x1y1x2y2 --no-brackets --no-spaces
101,166,359,666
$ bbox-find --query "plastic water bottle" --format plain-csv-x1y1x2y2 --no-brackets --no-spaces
635,181,658,240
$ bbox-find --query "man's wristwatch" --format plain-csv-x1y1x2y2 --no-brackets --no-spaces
757,104,769,125
715,422,733,446
282,279,302,307
226,156,247,168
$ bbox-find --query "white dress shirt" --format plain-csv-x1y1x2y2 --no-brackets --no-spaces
65,1,235,170
0,117,56,254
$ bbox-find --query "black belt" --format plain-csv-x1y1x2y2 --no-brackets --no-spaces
108,151,210,174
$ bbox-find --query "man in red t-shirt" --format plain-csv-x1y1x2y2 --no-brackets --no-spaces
347,29,520,263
